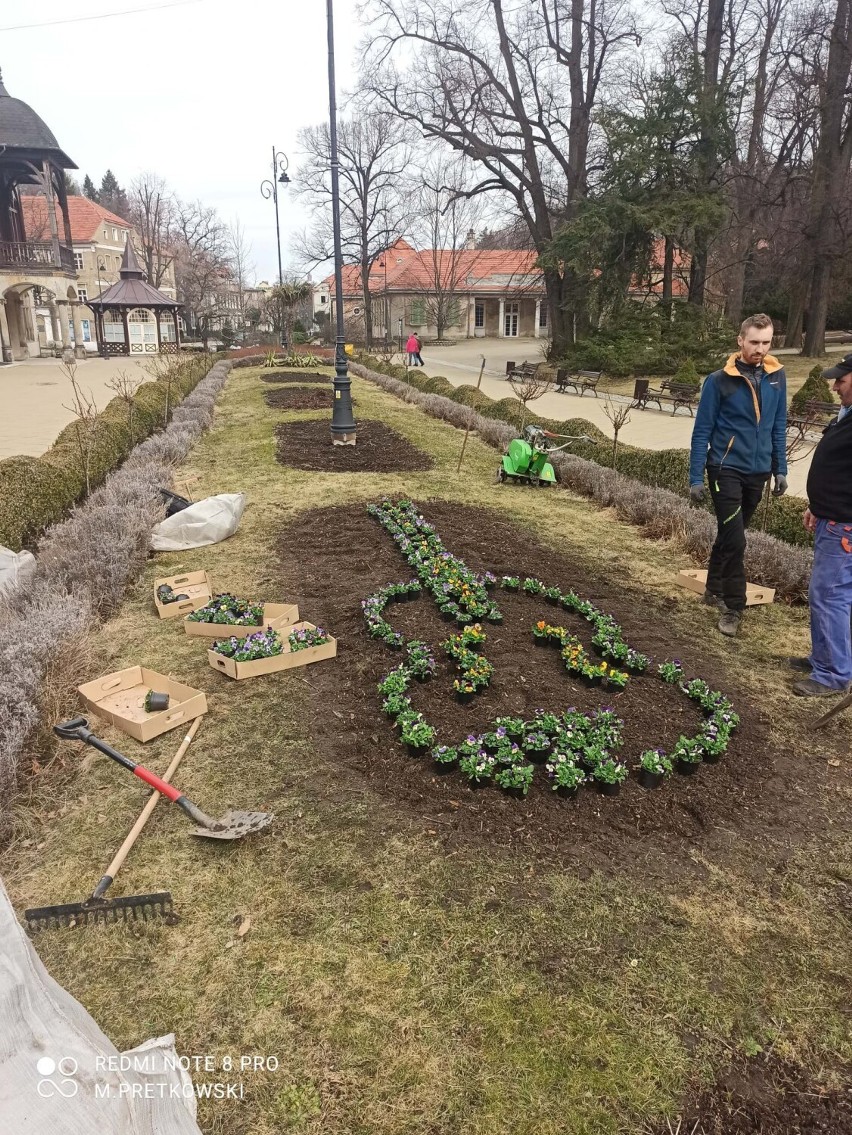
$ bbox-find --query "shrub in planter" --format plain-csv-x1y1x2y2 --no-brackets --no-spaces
495,763,534,797
432,745,459,773
638,748,672,789
592,758,628,795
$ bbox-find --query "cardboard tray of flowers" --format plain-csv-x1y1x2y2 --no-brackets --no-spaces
207,621,337,681
184,600,300,638
78,666,208,742
153,570,213,619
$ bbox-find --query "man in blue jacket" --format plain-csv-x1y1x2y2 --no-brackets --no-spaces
689,313,788,636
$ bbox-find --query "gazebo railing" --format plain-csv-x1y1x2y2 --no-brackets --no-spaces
0,240,76,273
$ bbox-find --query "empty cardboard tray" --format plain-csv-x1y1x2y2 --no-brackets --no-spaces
154,570,213,620
676,568,775,607
185,602,300,639
78,666,208,742
207,621,337,681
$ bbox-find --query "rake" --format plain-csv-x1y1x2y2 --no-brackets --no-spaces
25,718,202,931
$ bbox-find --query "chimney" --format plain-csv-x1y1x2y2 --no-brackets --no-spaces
465,228,476,250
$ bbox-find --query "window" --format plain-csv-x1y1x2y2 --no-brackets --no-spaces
77,287,88,303
409,299,426,326
81,319,91,343
474,302,485,328
319,294,327,304
103,230,109,240
538,302,548,328
112,228,118,240
73,252,84,271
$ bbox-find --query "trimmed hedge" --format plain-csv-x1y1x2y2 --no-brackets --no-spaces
356,354,812,548
0,356,215,551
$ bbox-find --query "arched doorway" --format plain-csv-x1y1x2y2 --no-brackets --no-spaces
127,307,158,354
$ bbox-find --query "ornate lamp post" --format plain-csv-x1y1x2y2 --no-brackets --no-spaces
260,148,290,347
326,0,357,445
95,255,108,358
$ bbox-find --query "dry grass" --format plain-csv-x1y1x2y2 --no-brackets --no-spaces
3,365,852,1134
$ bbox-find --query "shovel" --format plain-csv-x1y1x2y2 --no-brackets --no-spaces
54,718,273,840
813,690,852,730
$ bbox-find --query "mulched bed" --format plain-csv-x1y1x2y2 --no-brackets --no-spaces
265,388,339,410
650,1054,852,1134
260,371,330,384
274,499,833,875
274,419,434,473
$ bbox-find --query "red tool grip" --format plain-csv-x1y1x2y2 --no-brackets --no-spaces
132,764,182,801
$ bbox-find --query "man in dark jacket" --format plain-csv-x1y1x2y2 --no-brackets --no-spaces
789,353,852,696
689,313,788,636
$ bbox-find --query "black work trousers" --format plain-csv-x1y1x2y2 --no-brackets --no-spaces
705,465,769,612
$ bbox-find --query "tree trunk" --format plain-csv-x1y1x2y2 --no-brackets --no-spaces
784,277,808,348
662,236,674,317
543,267,575,357
803,261,831,356
689,0,725,309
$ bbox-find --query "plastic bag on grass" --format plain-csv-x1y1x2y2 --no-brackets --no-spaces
0,545,36,597
150,493,246,552
0,878,202,1134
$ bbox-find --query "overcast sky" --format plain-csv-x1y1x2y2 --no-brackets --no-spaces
2,0,364,283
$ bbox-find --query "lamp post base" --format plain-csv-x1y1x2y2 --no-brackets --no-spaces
331,432,357,446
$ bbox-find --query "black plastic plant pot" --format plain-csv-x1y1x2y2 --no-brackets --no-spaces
468,778,489,790
596,780,621,796
502,786,527,800
526,748,550,764
561,598,574,610
702,750,721,764
555,785,578,800
546,595,560,606
144,690,170,713
533,637,549,648
676,759,701,776
388,641,403,651
160,488,192,517
456,691,475,705
638,769,663,790
441,610,456,623
433,760,458,776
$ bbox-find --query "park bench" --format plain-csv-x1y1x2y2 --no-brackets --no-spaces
555,369,602,396
632,378,700,416
506,360,542,382
786,399,839,441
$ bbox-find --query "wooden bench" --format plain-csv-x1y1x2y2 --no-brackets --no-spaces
787,399,839,440
555,369,602,396
506,360,541,381
633,379,700,416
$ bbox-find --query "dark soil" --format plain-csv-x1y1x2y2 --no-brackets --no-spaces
275,500,835,876
265,388,339,410
651,1054,852,1134
274,419,434,473
260,371,330,384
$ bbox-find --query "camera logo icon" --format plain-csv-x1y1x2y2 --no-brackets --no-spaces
36,1056,79,1098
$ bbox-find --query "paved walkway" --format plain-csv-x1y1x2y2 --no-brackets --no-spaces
0,356,151,459
413,337,820,498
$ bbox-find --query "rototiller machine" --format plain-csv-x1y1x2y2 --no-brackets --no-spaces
498,425,591,486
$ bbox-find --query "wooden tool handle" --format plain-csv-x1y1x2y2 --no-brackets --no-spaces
96,717,203,894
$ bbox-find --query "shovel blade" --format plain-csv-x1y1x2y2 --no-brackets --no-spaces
190,810,273,840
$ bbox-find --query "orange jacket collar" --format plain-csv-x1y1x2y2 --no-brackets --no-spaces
722,352,783,376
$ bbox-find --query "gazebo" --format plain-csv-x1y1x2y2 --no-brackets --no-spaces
88,239,182,355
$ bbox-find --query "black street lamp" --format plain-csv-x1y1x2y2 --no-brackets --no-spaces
260,147,291,348
95,254,108,358
326,0,357,445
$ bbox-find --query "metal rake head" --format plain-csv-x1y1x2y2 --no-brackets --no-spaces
25,891,176,931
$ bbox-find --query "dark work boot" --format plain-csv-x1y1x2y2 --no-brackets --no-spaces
702,590,726,611
792,678,850,698
787,657,811,673
717,609,742,637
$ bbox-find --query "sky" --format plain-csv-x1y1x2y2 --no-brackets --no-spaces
1,0,364,284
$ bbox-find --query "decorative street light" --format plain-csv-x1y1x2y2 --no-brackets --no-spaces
378,256,389,342
326,0,357,445
260,147,291,348
95,254,108,358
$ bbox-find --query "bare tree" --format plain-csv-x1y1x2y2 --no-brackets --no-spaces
363,0,641,353
295,109,411,349
507,368,551,428
60,358,101,495
601,396,631,469
105,369,143,446
172,201,233,346
227,217,255,327
128,173,176,288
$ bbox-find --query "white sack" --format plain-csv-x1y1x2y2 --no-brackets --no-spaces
0,878,202,1134
150,493,246,552
0,545,36,597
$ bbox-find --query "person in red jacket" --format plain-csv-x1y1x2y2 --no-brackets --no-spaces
788,353,852,696
405,333,423,367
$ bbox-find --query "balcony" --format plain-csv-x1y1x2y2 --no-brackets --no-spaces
0,240,76,274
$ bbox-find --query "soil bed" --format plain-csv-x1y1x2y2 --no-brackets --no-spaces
651,1054,852,1134
260,370,330,384
274,500,818,874
265,388,339,410
275,419,434,473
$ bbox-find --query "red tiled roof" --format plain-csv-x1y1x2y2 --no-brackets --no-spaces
21,194,131,243
323,245,540,296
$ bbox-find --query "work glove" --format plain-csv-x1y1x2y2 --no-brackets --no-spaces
689,483,706,504
772,474,788,497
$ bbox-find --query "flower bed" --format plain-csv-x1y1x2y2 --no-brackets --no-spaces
362,500,739,801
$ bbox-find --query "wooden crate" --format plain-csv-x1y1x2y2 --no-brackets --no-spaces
153,570,213,620
676,568,775,607
207,621,337,681
78,666,208,742
185,602,300,638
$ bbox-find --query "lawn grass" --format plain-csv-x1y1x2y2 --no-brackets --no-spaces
5,365,852,1134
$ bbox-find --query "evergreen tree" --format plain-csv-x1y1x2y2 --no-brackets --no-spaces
98,169,130,219
64,173,81,196
82,174,98,201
